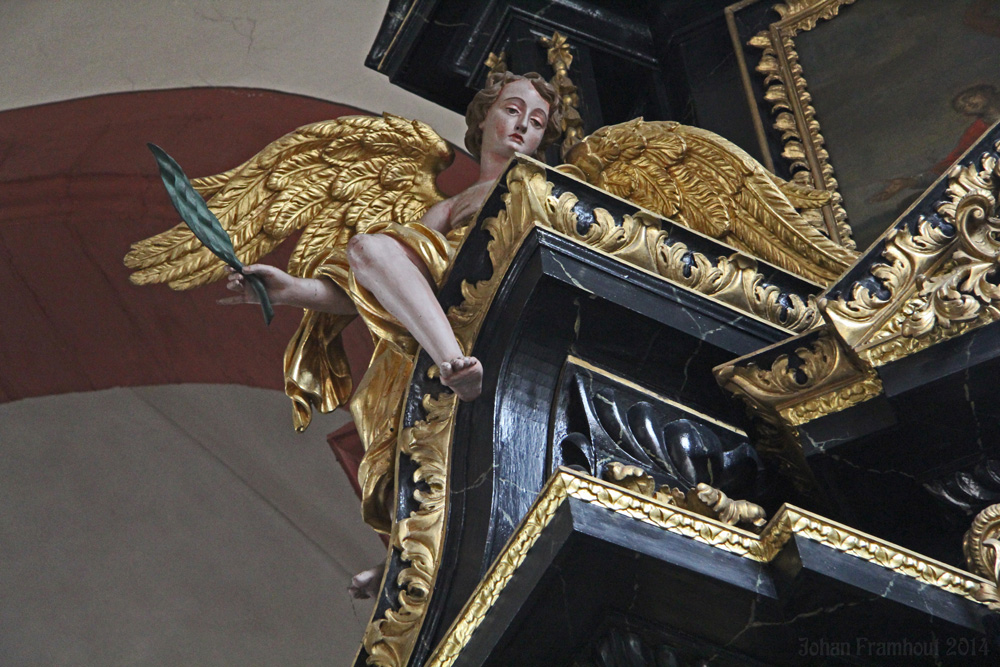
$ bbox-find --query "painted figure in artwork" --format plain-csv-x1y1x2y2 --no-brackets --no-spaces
872,83,1000,204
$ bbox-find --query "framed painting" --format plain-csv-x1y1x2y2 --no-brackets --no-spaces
726,0,1000,251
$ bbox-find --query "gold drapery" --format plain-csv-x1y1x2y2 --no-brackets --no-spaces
283,220,467,532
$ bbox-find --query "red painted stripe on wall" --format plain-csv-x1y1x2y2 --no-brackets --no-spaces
0,88,479,404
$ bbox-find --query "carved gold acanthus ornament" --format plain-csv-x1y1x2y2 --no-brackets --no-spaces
361,157,824,665
964,503,1000,610
823,143,1000,367
719,141,1000,442
361,391,456,665
747,0,858,247
713,331,881,497
715,331,881,428
456,158,821,335
603,462,768,530
425,468,989,666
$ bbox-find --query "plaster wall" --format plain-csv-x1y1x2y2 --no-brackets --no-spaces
0,0,468,148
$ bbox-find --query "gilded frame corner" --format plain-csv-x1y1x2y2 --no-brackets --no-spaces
726,0,858,248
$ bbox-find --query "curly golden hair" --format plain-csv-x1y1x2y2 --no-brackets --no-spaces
464,71,563,160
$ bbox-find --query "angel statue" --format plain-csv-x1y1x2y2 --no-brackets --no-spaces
127,68,858,548
126,71,563,534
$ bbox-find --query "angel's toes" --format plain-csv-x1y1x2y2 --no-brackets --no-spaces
440,356,482,401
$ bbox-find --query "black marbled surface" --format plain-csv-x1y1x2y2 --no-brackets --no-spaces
455,495,992,666
357,138,1000,664
356,158,814,666
366,0,762,164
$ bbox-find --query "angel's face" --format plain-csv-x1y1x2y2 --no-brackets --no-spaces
479,79,550,159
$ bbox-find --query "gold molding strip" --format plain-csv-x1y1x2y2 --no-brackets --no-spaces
742,0,858,247
426,468,989,666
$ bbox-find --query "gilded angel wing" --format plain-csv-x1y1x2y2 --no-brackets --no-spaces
125,113,454,432
124,113,453,288
562,119,858,286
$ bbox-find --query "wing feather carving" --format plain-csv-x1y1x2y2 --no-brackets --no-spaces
125,113,453,288
564,119,858,286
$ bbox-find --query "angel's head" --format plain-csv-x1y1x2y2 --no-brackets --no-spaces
464,71,563,161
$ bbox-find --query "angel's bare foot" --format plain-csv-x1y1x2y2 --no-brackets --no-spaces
439,356,483,401
349,562,385,600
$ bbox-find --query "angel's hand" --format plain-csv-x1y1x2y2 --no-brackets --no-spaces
219,265,357,314
219,264,297,306
448,181,494,230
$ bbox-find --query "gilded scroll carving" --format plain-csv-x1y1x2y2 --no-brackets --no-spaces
964,503,1000,610
821,217,955,350
458,159,820,334
362,391,456,665
823,144,1000,366
715,332,881,427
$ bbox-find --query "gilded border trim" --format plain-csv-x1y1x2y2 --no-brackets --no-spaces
360,391,457,666
715,331,883,429
823,142,1000,365
455,157,820,335
426,469,989,666
738,0,858,247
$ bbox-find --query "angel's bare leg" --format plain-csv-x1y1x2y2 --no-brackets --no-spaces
347,234,482,401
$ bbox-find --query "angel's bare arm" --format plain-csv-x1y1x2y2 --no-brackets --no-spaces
220,265,356,314
415,198,454,235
